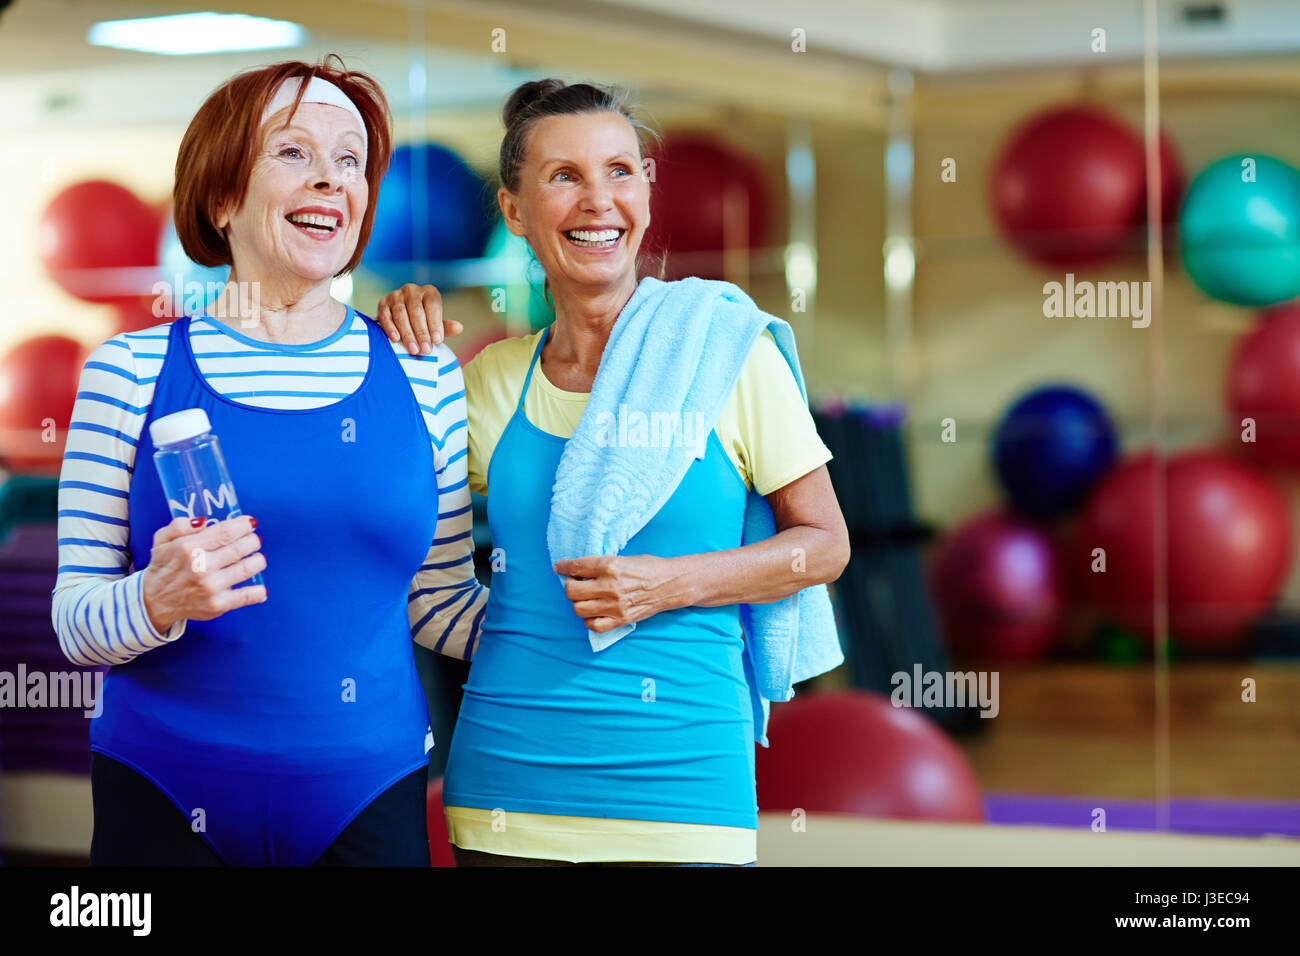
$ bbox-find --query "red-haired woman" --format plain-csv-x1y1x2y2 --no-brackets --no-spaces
52,57,484,866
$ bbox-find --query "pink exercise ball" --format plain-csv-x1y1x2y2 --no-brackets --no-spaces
931,511,1065,663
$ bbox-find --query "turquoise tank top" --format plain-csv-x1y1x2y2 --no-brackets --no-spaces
442,327,757,828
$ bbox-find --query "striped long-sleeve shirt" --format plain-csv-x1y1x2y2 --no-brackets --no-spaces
51,308,485,667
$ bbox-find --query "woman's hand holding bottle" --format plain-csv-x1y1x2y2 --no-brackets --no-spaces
141,515,267,633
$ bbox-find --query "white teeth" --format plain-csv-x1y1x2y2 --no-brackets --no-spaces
567,228,620,247
288,213,338,230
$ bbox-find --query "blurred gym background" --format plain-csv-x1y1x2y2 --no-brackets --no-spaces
1,0,1298,865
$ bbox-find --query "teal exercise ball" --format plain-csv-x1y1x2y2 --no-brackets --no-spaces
1179,154,1300,307
158,211,229,314
484,219,554,330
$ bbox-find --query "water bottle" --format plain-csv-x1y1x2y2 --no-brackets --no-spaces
149,408,263,589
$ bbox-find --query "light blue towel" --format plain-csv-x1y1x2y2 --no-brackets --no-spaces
546,275,844,746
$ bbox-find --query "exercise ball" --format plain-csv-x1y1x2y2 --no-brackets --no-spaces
483,219,554,330
931,511,1064,663
426,776,455,867
1261,299,1300,321
0,336,88,473
1179,154,1300,307
990,106,1177,268
158,210,229,317
363,143,492,276
37,180,160,305
1072,449,1292,644
1227,303,1300,471
755,691,984,823
644,133,771,280
993,384,1118,519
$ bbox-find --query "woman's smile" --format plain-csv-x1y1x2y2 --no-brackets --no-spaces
563,225,625,250
284,204,345,241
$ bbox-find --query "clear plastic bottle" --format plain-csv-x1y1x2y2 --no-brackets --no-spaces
149,407,263,589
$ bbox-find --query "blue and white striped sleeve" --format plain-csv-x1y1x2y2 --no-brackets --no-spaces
401,343,487,660
50,334,187,666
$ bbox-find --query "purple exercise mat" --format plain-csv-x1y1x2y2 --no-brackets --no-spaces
1,521,100,775
985,793,1300,839
0,523,58,566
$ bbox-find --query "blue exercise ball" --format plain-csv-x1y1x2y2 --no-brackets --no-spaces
158,212,229,314
993,385,1118,519
363,143,492,274
1179,154,1300,307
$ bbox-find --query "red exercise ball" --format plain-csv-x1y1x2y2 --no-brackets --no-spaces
755,691,984,823
1260,299,1300,321
1227,302,1300,471
644,133,771,280
1072,449,1291,644
426,776,455,867
990,105,1179,268
930,511,1064,663
37,180,160,305
0,336,89,473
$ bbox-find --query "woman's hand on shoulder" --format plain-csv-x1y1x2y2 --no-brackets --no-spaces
375,284,463,356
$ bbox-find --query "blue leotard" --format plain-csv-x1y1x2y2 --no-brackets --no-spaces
92,314,436,866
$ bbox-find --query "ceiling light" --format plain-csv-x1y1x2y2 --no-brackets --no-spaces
88,13,305,56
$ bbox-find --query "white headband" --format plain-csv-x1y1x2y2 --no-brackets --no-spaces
261,76,367,148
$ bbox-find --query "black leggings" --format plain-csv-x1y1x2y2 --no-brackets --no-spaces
89,754,429,867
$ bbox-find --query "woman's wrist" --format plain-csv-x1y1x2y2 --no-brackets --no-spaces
653,554,701,613
141,567,177,635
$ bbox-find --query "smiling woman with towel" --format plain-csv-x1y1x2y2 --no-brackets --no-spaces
377,79,850,866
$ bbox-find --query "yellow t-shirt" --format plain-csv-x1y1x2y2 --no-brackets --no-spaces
446,327,832,864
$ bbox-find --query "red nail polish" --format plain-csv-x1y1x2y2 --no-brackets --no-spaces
249,517,258,530
189,517,204,528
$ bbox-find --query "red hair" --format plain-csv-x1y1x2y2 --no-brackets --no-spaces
173,54,391,276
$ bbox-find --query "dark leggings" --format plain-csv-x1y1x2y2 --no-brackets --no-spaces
89,754,430,867
451,846,756,867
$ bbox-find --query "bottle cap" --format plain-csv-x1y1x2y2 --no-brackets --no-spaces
150,408,212,447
